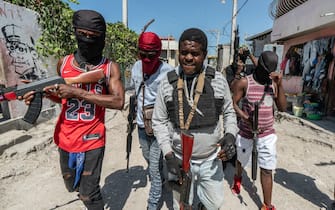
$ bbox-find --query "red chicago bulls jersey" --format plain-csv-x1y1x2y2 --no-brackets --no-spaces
54,54,111,152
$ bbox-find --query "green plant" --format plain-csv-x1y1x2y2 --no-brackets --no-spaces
105,22,138,70
6,0,77,58
5,0,138,71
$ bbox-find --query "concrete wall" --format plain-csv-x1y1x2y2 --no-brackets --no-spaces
161,39,178,67
0,1,54,121
271,0,335,42
221,44,231,70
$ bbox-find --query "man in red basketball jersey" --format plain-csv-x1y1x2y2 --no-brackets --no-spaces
22,10,124,210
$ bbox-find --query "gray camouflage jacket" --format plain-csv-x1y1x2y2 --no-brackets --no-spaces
152,65,238,161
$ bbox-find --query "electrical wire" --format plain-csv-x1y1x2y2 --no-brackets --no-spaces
222,0,249,38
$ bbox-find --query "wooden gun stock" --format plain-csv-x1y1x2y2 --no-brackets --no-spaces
64,69,105,85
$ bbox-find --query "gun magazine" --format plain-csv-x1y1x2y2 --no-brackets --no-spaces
23,92,43,124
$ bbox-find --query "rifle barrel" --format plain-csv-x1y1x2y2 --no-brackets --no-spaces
126,95,136,172
252,102,259,181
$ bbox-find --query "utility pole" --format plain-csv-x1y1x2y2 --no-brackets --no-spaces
167,35,171,64
229,0,238,64
220,0,238,64
208,29,221,56
122,0,128,27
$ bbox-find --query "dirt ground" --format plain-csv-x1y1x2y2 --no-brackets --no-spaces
0,95,335,210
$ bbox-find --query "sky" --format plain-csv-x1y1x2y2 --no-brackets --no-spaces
66,0,274,55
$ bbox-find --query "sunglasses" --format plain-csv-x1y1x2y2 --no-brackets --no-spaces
139,50,158,59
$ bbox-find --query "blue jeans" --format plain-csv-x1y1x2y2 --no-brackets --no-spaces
138,128,163,210
168,158,224,210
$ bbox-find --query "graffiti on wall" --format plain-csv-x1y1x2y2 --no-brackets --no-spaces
1,23,46,80
0,1,47,85
0,1,50,120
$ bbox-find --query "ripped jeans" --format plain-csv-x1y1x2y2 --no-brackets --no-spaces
59,147,105,210
138,127,163,210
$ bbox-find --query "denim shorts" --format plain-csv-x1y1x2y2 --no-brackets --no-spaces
235,133,277,170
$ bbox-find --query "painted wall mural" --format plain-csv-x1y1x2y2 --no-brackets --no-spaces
0,1,51,120
1,23,47,80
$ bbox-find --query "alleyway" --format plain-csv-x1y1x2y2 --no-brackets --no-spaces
0,97,334,210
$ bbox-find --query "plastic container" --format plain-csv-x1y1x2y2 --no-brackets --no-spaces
293,106,304,117
293,94,304,107
306,113,322,120
304,102,319,109
303,102,319,113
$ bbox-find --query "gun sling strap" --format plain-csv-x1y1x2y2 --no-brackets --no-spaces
248,84,271,107
249,84,272,135
177,71,205,130
141,72,156,136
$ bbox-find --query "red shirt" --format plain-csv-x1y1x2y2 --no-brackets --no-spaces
54,54,111,152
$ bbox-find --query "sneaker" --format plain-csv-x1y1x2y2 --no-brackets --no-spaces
231,175,242,194
261,203,276,210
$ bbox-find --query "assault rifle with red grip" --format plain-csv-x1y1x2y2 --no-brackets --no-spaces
0,69,105,124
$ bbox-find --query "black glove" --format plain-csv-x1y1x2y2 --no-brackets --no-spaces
243,48,250,57
239,48,250,63
165,152,182,179
220,133,236,160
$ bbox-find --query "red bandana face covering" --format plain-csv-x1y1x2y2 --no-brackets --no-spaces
138,32,162,75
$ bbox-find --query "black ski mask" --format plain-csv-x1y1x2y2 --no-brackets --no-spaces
253,51,278,85
72,10,106,67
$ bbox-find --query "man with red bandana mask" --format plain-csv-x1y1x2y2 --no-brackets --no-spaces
130,32,174,210
138,32,163,76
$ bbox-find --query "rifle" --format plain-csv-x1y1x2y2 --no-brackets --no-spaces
179,131,194,210
141,18,155,33
126,94,137,172
124,18,154,172
232,25,240,72
0,69,105,124
251,102,259,185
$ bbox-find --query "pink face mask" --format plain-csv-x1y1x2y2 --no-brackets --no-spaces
138,32,162,75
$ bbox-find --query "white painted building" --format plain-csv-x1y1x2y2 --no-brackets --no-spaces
160,36,178,67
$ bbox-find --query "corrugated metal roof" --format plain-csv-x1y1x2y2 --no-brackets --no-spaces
270,0,308,19
245,29,272,41
271,0,335,42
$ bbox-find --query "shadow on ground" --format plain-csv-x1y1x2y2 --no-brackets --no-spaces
274,168,333,209
102,165,148,210
101,165,173,210
49,198,80,210
306,116,335,134
224,161,263,209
